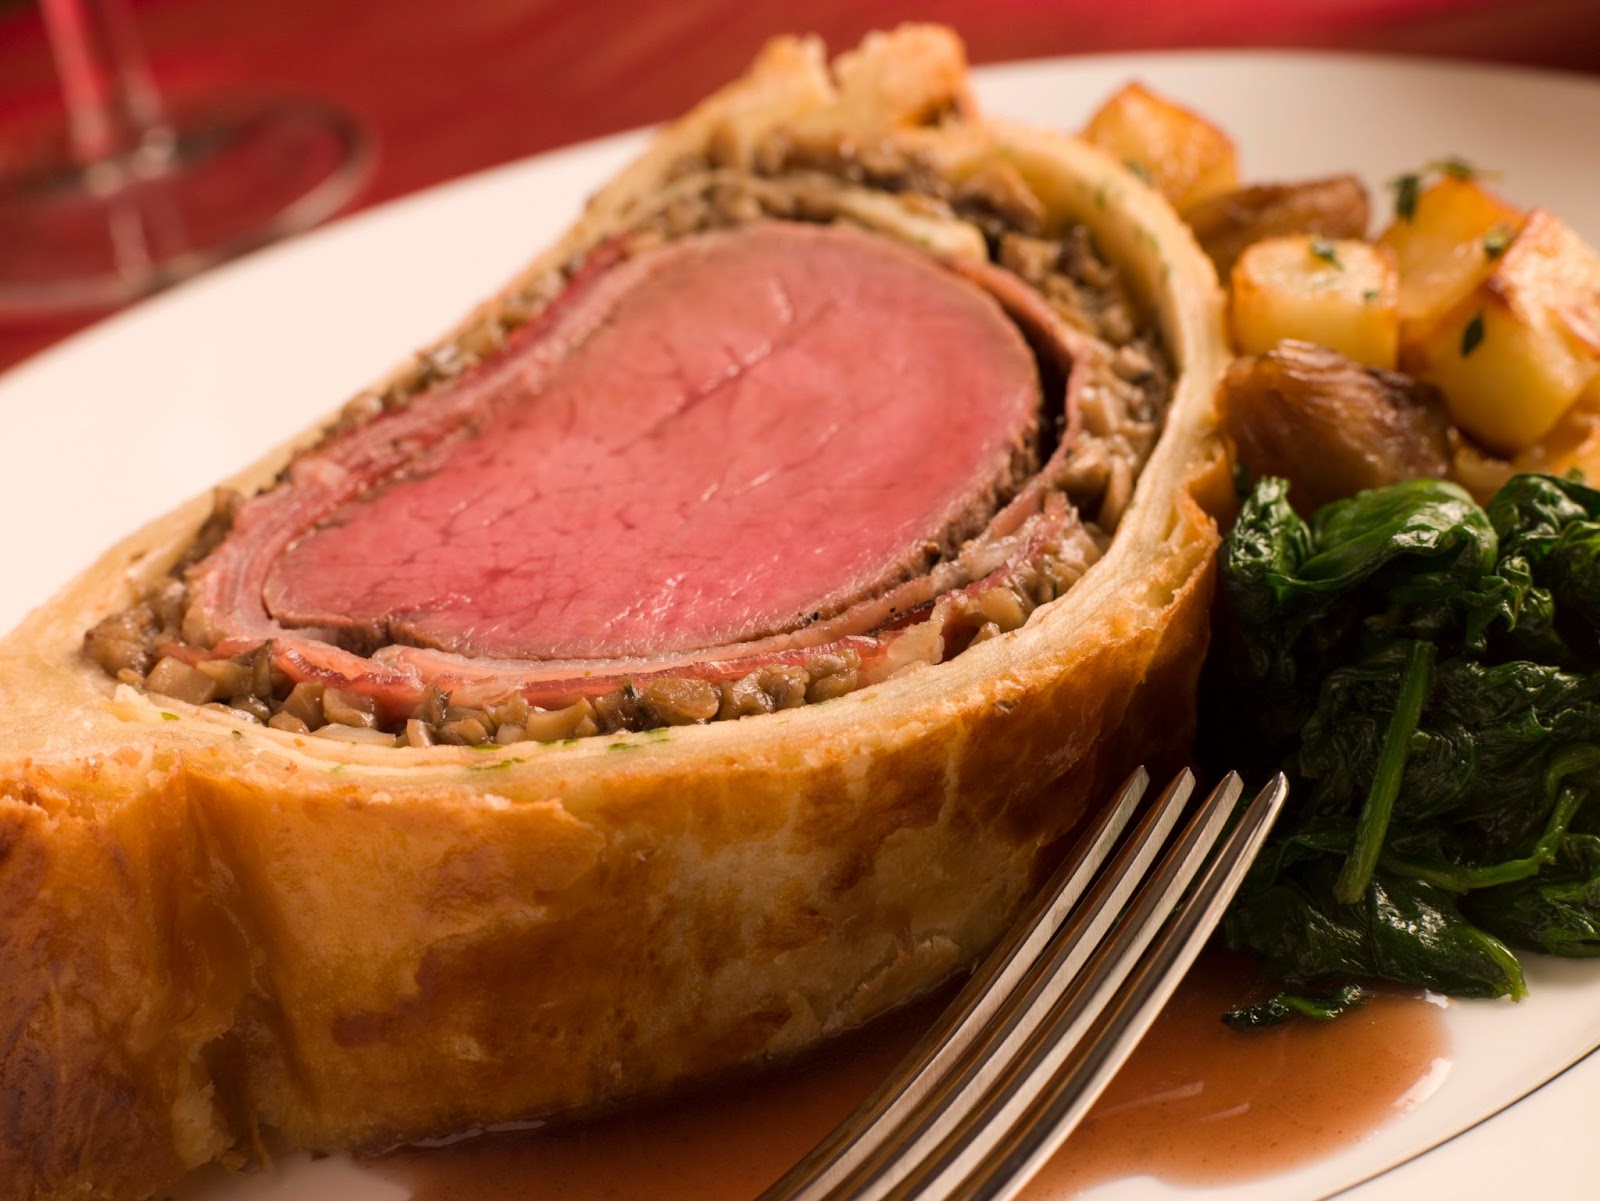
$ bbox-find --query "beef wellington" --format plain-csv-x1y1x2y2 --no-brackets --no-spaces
0,25,1231,1201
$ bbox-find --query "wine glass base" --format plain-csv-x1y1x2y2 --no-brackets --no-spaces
0,92,370,318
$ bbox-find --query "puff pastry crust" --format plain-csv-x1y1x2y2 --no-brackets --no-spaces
0,25,1230,1200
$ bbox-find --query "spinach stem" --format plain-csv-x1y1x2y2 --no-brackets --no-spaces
1384,787,1584,891
1333,639,1436,905
1383,744,1600,891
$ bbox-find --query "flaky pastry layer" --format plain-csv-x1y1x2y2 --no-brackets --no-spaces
0,25,1230,1201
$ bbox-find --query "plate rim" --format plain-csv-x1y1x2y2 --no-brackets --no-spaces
8,46,1600,1201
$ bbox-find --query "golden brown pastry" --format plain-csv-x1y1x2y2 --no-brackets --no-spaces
0,26,1229,1201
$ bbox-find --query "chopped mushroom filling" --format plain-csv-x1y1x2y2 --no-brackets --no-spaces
84,133,1174,746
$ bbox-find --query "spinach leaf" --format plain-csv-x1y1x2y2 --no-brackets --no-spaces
1222,478,1499,679
1223,983,1369,1030
1471,832,1600,957
1223,858,1527,998
1486,473,1600,663
1211,473,1600,1006
1213,478,1511,768
1552,520,1600,647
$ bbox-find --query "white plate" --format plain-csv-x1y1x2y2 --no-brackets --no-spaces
6,49,1600,1201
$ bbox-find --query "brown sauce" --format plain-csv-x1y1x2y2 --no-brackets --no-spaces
370,951,1449,1201
1032,952,1450,1195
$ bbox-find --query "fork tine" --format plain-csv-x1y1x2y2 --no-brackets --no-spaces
760,768,1204,1201
758,766,1156,1201
761,769,1288,1201
950,772,1290,1201
862,770,1246,1201
886,772,1289,1201
839,770,1200,1197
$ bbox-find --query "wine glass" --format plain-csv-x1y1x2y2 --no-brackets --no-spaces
0,0,371,316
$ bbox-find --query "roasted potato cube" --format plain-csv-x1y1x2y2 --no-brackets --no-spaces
1081,82,1238,213
1186,174,1372,278
1404,209,1600,452
1230,235,1400,367
1551,377,1600,485
1378,176,1525,341
1221,341,1452,513
1451,384,1600,503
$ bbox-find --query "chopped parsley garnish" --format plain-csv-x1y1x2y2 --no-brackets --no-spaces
468,757,525,772
1309,239,1342,268
1461,309,1487,357
1436,155,1478,180
1389,156,1494,223
1392,173,1421,222
1483,224,1514,260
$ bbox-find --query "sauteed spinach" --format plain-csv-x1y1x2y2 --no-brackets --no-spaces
1208,473,1600,1017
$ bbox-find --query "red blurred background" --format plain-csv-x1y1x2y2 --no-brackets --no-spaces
2,0,1597,373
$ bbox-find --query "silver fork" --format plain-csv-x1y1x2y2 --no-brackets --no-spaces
757,766,1288,1201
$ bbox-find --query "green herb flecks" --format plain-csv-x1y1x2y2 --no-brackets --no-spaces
1390,157,1492,223
1392,173,1422,222
1435,155,1479,180
1309,239,1342,268
1483,224,1514,260
1461,309,1486,357
468,756,526,772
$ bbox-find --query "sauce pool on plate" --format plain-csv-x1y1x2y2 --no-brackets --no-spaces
372,951,1450,1200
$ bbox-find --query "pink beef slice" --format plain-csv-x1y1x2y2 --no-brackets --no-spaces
261,221,1041,660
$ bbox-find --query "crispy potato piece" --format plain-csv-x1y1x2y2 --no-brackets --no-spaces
1377,176,1525,342
1185,175,1371,278
1081,81,1238,213
1230,235,1400,368
1220,340,1452,513
1404,209,1600,452
1451,377,1600,502
1532,372,1600,483
1448,434,1517,504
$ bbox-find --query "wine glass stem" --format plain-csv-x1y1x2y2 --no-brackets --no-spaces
40,0,170,171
